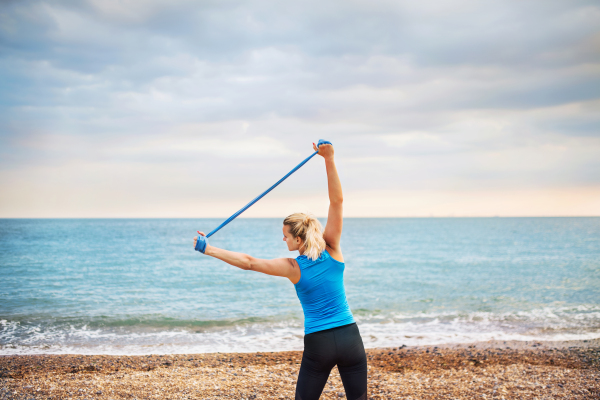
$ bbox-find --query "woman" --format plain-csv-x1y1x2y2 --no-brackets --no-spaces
194,142,368,400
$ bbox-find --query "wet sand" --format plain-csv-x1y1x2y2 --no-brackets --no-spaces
1,339,599,399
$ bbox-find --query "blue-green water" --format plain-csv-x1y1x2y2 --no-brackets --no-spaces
1,218,599,355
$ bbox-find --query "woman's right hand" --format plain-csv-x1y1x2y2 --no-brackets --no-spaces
313,142,334,159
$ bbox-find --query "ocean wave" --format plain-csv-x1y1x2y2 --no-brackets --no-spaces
2,305,599,355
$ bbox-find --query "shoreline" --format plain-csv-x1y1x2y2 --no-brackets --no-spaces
1,339,599,399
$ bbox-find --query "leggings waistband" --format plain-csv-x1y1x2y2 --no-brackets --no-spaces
305,322,356,336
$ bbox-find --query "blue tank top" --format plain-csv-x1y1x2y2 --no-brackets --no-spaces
294,249,355,334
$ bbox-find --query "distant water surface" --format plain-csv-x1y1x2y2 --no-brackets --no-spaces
1,217,599,354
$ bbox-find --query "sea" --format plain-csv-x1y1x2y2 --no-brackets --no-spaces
1,217,599,355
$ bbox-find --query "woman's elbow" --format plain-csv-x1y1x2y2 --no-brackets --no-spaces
243,255,256,271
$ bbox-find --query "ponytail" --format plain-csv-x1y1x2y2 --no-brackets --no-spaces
283,212,326,261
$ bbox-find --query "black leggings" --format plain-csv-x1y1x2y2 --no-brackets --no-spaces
295,323,368,400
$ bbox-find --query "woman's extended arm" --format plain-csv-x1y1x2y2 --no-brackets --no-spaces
316,143,344,257
194,234,301,283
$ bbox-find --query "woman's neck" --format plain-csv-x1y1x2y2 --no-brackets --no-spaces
298,243,305,256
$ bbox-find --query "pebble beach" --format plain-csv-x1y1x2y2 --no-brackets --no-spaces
1,339,598,399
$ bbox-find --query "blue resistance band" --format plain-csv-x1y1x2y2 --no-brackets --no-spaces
195,139,332,253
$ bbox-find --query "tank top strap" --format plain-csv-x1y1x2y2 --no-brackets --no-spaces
296,249,330,269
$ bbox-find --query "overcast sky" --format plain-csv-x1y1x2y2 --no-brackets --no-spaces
1,0,599,218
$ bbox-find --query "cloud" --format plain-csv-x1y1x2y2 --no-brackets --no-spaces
0,0,599,217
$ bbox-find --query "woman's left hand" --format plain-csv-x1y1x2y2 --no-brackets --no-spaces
194,231,206,248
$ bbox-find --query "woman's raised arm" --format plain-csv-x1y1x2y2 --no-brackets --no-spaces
315,143,343,256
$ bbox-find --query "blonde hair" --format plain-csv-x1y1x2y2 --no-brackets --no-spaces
283,212,326,261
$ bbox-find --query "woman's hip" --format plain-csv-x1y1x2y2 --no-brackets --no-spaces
303,323,365,360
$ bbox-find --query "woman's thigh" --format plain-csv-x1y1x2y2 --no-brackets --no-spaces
334,324,368,400
295,325,368,400
295,330,337,400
